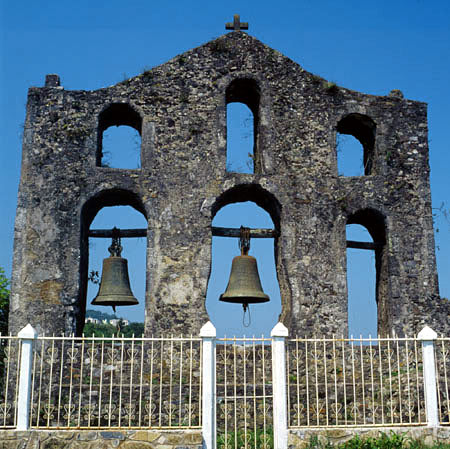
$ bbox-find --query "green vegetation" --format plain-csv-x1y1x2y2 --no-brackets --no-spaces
83,320,144,337
84,309,144,337
83,321,117,337
0,267,9,335
216,430,449,449
86,309,117,321
305,432,449,449
323,80,339,93
0,267,10,392
217,428,273,449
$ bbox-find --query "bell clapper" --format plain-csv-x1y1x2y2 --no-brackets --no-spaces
242,302,251,327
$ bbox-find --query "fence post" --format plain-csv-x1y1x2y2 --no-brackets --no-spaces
17,324,38,430
271,322,288,449
200,321,216,449
418,325,439,427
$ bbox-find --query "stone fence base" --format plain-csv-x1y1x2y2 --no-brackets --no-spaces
288,427,450,448
0,429,202,449
1,427,449,449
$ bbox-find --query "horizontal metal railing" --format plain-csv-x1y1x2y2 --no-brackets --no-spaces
287,336,427,428
28,334,202,429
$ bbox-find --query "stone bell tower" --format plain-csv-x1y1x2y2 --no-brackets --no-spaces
9,26,449,337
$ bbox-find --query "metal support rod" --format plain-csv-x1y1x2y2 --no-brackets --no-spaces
89,229,147,238
88,227,278,239
89,227,383,249
346,240,383,250
212,226,277,238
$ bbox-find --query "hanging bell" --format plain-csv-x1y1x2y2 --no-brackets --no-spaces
91,229,139,312
219,227,269,311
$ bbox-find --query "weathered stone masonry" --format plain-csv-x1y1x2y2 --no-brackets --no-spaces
9,31,449,337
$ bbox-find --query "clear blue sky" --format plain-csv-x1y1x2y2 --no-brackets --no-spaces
1,0,449,336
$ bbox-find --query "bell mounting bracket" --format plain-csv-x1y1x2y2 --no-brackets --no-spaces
108,227,123,257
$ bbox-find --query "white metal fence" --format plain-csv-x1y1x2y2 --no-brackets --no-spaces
0,323,448,448
286,336,427,427
216,336,273,449
436,337,450,425
0,335,20,428
28,334,202,429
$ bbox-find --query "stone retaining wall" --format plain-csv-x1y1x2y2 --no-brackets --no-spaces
288,427,450,448
0,429,202,449
1,427,450,449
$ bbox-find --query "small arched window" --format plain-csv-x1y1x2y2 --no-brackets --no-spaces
336,113,376,176
226,79,260,174
97,104,142,169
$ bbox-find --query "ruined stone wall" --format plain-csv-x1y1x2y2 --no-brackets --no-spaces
9,32,449,337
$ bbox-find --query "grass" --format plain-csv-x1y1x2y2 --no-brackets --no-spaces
217,430,449,449
305,432,450,449
217,428,273,449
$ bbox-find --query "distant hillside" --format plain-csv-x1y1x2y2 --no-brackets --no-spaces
84,309,144,337
85,309,118,321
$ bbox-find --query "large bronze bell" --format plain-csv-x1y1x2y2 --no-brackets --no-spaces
220,227,269,311
91,229,139,312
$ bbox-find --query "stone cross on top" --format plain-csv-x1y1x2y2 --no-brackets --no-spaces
225,14,249,31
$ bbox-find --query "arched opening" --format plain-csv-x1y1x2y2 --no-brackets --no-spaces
347,209,388,337
336,113,376,176
97,103,142,169
79,189,147,336
227,103,254,173
346,224,377,337
207,185,282,336
226,79,260,174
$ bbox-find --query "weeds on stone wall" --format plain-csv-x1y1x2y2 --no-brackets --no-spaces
306,432,449,449
0,267,9,336
433,202,450,252
323,81,339,94
209,38,232,54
